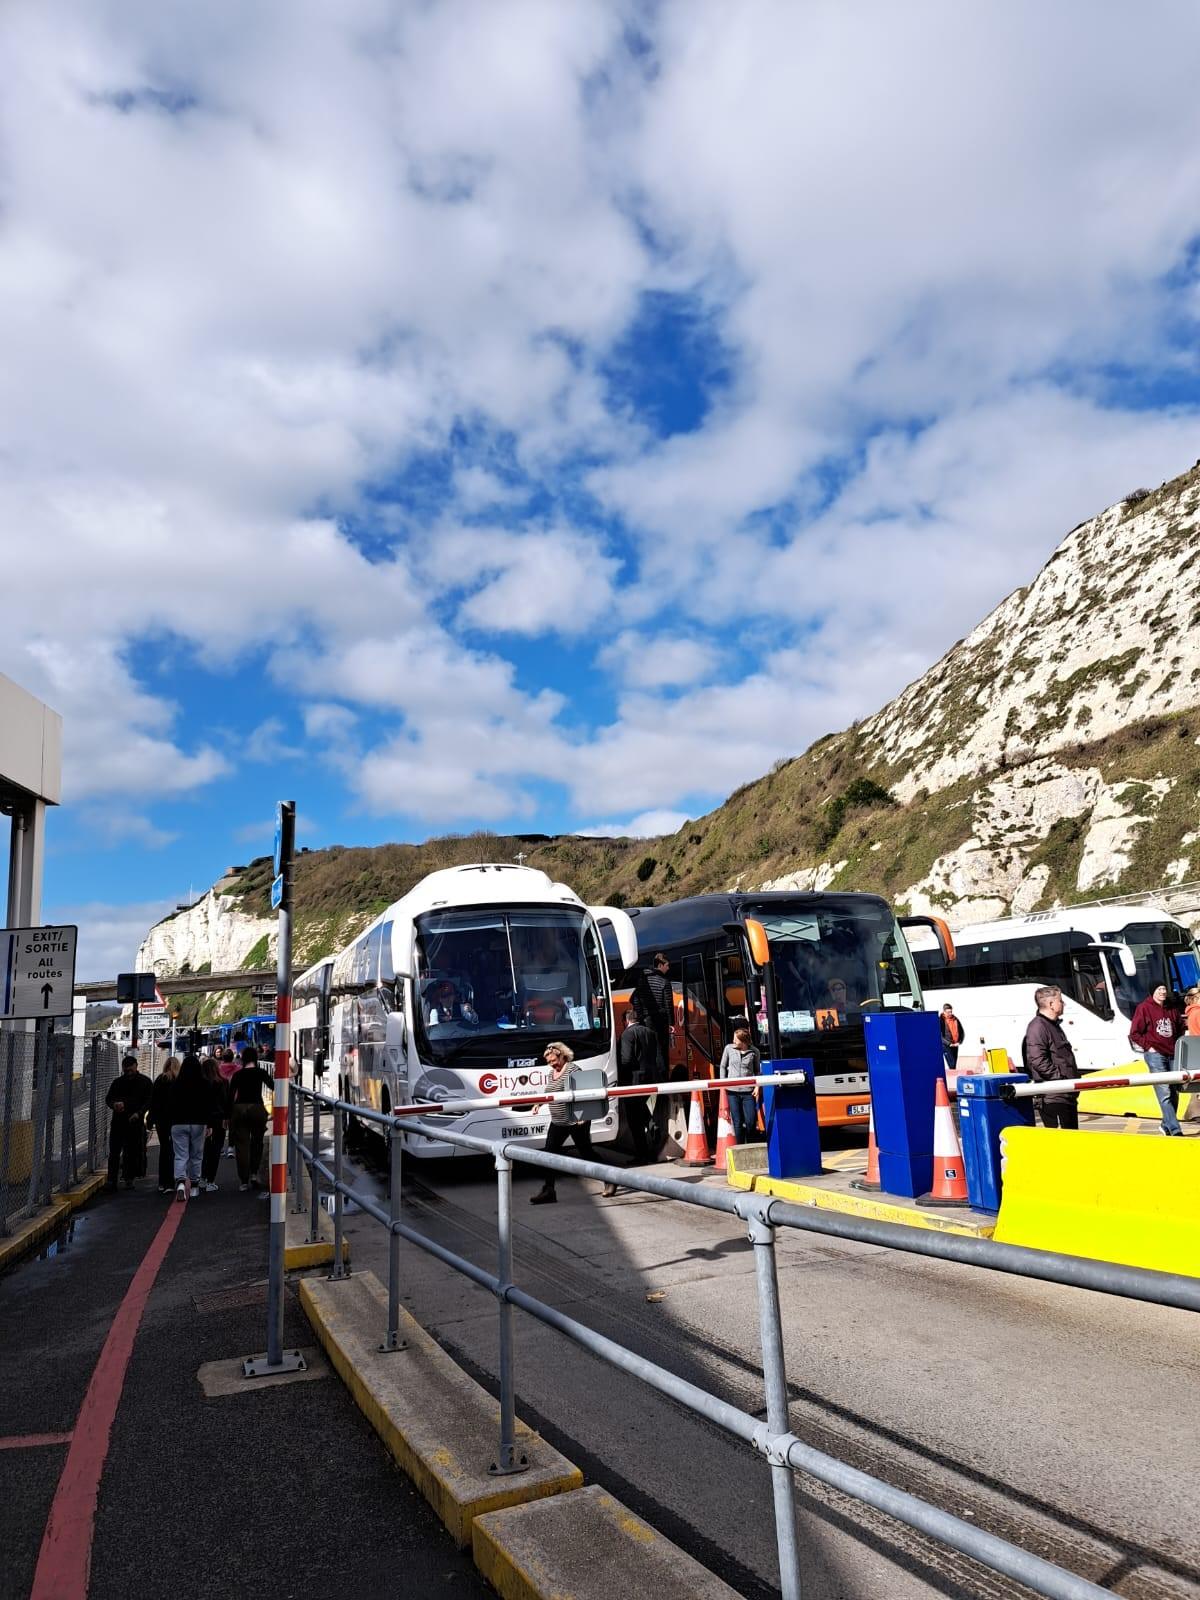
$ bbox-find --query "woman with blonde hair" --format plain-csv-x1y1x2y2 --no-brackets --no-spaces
529,1042,601,1205
147,1056,180,1194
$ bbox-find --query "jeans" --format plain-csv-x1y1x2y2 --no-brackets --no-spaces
942,1046,959,1072
1144,1050,1182,1135
1037,1098,1079,1131
727,1090,759,1143
171,1123,206,1184
230,1102,268,1185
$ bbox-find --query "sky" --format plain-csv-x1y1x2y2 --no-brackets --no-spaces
3,1,1200,979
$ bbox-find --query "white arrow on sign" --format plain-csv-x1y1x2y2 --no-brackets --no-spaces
1,925,79,1021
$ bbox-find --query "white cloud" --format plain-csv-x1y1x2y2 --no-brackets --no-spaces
598,631,719,689
42,896,179,981
577,810,690,840
432,526,621,637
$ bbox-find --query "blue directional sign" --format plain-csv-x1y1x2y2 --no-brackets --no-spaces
270,873,284,911
273,803,284,878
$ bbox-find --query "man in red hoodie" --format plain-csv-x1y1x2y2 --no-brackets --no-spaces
1129,983,1184,1136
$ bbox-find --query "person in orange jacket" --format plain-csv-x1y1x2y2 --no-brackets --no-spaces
1184,985,1200,1037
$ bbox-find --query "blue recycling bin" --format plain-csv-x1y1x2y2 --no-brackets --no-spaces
864,1011,944,1198
762,1058,822,1179
956,1073,1033,1213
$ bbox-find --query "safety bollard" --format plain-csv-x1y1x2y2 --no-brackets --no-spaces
489,1152,527,1476
329,1107,348,1281
381,1123,407,1352
748,1214,802,1600
308,1093,321,1245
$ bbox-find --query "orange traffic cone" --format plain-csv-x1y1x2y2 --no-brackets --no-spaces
713,1087,737,1170
922,1077,969,1206
681,1089,713,1167
851,1101,881,1192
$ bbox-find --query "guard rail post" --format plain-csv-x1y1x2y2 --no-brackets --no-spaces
28,1027,53,1211
290,1085,304,1214
59,1038,75,1191
381,1121,406,1352
490,1149,526,1476
748,1210,802,1600
0,1037,14,1236
308,1091,322,1244
86,1038,100,1175
330,1105,348,1281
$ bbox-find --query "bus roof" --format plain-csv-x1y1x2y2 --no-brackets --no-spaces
933,901,1183,948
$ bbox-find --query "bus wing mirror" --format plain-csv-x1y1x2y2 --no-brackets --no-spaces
742,918,771,969
591,907,639,973
899,914,956,963
1089,941,1137,979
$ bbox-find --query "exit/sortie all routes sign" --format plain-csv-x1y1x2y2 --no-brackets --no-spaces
0,925,78,1021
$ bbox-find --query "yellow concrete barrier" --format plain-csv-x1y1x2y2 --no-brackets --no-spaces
993,1127,1200,1276
1077,1060,1195,1121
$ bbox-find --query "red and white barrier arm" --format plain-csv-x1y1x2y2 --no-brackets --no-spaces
382,1070,811,1123
1005,1068,1200,1099
271,992,291,1224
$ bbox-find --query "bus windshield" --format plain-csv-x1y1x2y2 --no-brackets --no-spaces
414,906,611,1063
1100,920,1200,1019
746,902,921,1041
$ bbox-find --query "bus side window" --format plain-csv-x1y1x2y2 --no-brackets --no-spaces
1071,949,1112,1019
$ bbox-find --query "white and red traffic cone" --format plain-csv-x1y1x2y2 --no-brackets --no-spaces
681,1089,713,1167
852,1100,881,1192
713,1086,737,1171
921,1077,969,1206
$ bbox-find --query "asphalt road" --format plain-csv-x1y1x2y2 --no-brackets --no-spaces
334,1133,1200,1600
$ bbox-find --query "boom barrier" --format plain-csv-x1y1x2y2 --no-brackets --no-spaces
1001,1069,1199,1098
289,1083,1197,1600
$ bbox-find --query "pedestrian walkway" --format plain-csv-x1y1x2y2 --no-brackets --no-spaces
0,1170,490,1600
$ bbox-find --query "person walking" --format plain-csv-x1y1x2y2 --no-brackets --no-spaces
147,1055,180,1194
1129,982,1185,1136
1184,985,1200,1036
227,1045,273,1191
1021,986,1080,1130
530,1043,600,1205
716,1026,761,1144
199,1055,229,1192
634,953,675,1078
105,1054,153,1189
168,1054,223,1201
616,1005,659,1167
939,1004,965,1072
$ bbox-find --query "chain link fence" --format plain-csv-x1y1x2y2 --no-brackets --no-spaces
0,1028,121,1237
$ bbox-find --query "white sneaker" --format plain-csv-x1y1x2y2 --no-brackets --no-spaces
192,1184,202,1197
239,1183,250,1192
204,1182,219,1193
175,1183,186,1202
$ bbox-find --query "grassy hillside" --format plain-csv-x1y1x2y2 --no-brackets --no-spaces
214,704,1200,971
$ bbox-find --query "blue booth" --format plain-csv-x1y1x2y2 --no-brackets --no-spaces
863,1011,944,1198
956,1073,1033,1213
762,1057,822,1180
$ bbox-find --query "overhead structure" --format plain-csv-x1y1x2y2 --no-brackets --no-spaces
1,672,62,931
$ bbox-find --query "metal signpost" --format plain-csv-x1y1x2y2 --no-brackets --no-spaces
116,971,157,1048
245,801,304,1377
1,925,77,1020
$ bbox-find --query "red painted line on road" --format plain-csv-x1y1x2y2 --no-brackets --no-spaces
0,1432,73,1451
30,1200,185,1600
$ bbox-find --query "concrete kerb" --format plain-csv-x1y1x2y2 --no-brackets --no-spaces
724,1144,996,1239
0,1173,105,1274
472,1485,745,1600
299,1269,582,1548
284,1157,349,1271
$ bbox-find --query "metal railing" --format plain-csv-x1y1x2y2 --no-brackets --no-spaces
289,1084,1198,1600
0,1029,120,1237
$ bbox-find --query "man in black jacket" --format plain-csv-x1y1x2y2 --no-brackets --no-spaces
105,1054,153,1187
1021,986,1080,1130
616,1006,659,1168
634,953,674,1077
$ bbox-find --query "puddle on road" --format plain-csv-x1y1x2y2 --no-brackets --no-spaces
38,1213,85,1260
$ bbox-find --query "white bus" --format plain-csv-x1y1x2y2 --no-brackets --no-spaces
912,901,1200,1075
292,863,637,1157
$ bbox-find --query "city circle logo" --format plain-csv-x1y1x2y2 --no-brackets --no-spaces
479,1072,500,1094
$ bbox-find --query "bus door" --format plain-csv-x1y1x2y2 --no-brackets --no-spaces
680,953,722,1077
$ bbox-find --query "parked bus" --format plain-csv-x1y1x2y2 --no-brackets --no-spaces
609,892,951,1133
292,864,637,1157
912,901,1200,1075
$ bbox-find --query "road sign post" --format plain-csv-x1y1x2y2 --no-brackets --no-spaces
1,926,77,1021
245,800,305,1378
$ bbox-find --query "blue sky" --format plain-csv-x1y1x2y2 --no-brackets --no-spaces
3,0,1200,977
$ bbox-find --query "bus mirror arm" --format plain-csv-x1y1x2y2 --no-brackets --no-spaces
1088,941,1138,980
898,914,956,963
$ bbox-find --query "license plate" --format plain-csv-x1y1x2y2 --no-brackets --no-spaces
847,1103,870,1116
502,1124,546,1138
